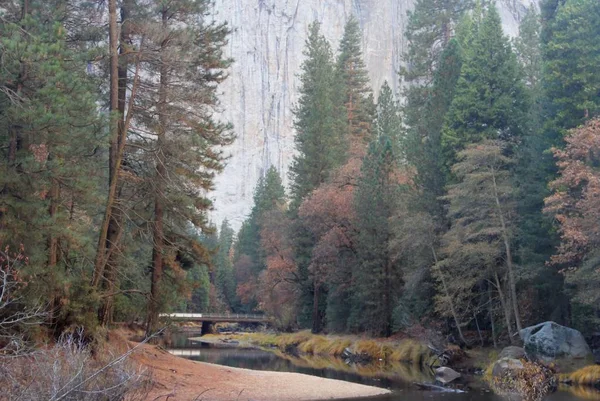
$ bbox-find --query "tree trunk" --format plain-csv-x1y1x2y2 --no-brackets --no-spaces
384,258,392,337
494,272,514,345
92,0,122,288
47,178,60,328
489,285,497,348
146,7,168,337
432,246,467,345
491,166,522,332
98,0,134,326
7,1,29,165
311,280,321,334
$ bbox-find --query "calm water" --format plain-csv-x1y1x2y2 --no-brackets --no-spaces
167,334,598,401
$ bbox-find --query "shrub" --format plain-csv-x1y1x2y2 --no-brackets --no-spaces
0,333,150,401
491,360,557,401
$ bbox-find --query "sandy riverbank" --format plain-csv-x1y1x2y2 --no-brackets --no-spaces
129,340,390,401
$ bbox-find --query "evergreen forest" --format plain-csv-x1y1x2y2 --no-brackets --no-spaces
2,0,600,356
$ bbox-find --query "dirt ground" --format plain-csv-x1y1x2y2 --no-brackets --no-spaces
129,340,390,401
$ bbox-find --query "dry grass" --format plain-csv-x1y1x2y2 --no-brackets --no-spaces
354,339,388,360
239,332,432,366
389,339,431,365
566,365,600,386
490,360,557,401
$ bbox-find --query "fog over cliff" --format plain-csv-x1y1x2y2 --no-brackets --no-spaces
210,0,534,230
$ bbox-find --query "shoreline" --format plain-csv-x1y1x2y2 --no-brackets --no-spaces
130,340,390,401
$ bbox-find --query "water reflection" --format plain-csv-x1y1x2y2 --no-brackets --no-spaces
167,334,598,401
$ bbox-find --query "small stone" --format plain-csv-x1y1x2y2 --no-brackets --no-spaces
435,367,462,384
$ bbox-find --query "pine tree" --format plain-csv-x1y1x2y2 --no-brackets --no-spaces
401,0,473,155
374,81,403,160
402,0,473,84
543,0,600,132
0,1,102,330
215,220,237,310
512,7,568,323
442,5,528,169
336,17,373,148
351,136,400,337
289,22,343,211
136,0,233,334
439,140,521,339
234,166,286,311
408,38,463,219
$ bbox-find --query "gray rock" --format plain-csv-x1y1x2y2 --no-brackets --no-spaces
435,367,461,384
519,321,592,361
491,358,525,379
499,346,526,360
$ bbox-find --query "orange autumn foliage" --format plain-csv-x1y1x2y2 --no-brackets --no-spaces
545,119,600,268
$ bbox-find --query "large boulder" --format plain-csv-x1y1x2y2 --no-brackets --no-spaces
520,321,592,361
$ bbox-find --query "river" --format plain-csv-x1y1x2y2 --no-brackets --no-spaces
167,333,598,401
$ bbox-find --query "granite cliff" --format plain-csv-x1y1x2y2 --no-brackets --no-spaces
210,0,534,229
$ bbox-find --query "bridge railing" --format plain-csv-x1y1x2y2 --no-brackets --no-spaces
158,313,267,320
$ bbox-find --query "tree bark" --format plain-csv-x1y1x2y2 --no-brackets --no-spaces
384,257,392,337
311,280,321,334
47,179,59,268
489,285,497,348
432,246,467,345
146,7,168,337
491,165,522,332
92,0,122,289
98,0,134,326
494,272,514,345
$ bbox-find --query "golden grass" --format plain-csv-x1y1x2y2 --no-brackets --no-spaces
237,331,433,366
326,338,353,356
354,339,387,360
567,365,600,386
389,339,431,365
298,335,328,354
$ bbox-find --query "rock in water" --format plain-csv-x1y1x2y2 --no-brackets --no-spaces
435,367,461,384
520,322,592,361
499,346,527,360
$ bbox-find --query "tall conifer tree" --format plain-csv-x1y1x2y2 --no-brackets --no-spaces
336,17,373,148
442,5,528,169
289,22,342,211
351,136,400,337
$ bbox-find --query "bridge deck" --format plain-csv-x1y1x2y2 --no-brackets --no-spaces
159,313,268,323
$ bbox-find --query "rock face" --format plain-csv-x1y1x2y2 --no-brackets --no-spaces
520,321,592,361
210,0,534,229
